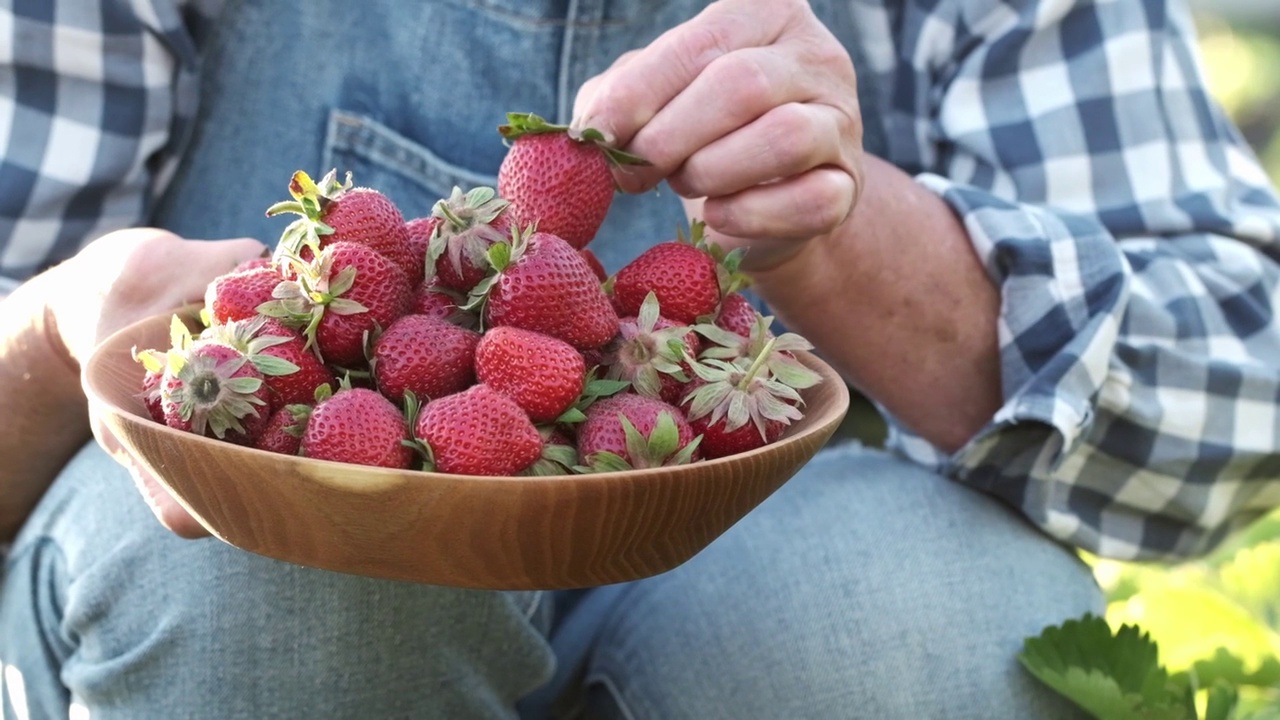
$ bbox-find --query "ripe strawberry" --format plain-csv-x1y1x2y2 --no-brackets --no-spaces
525,426,579,476
133,348,168,422
261,241,411,367
301,386,413,469
603,292,700,406
414,384,543,476
496,112,646,250
612,221,747,324
404,215,439,279
424,186,514,293
160,341,272,445
371,314,481,403
253,404,310,456
269,170,421,284
203,317,336,406
576,393,701,471
411,278,471,324
204,266,281,325
470,227,619,350
680,337,819,458
232,256,274,273
474,326,586,423
580,248,608,283
714,291,761,338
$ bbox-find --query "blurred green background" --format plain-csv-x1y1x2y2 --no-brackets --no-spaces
1086,3,1280,714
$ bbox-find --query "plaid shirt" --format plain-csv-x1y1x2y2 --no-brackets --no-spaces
4,0,1280,561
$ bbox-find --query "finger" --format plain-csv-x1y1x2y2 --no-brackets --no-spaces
89,414,211,539
163,237,269,305
129,462,212,539
613,46,831,193
572,2,790,148
667,102,858,199
572,50,641,141
702,166,857,240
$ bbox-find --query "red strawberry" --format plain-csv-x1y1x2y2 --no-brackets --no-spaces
404,215,439,279
612,221,747,324
262,241,412,367
202,317,336,407
423,186,514,293
580,248,608,283
160,342,272,445
714,292,761,339
411,278,467,323
576,393,701,471
689,411,789,459
414,384,543,476
253,404,309,456
603,292,700,406
496,112,646,250
204,266,281,325
134,349,167,422
472,228,618,350
680,337,819,459
526,426,579,476
474,326,586,423
269,170,421,284
371,314,481,403
301,386,413,469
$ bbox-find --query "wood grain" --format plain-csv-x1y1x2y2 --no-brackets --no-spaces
85,310,850,590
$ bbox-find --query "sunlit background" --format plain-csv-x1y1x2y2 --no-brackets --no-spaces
1087,3,1280,715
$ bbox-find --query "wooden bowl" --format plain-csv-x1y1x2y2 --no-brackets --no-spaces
83,310,850,590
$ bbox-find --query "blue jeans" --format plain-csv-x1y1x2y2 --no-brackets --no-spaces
2,441,1099,719
2,1,1102,717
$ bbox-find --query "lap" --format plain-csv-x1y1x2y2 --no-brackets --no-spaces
1,442,553,720
545,442,1102,720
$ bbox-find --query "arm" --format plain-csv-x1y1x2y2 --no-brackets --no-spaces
0,277,92,541
574,0,1280,559
0,230,267,542
0,0,208,537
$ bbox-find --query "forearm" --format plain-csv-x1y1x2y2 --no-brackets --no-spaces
0,270,92,540
748,155,1003,453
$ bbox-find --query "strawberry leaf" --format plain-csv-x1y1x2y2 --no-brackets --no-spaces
1019,614,1197,720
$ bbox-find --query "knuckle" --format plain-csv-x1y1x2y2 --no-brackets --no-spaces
708,51,774,103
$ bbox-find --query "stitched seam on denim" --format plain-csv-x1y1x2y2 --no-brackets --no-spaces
325,110,496,194
583,671,639,720
2,536,74,664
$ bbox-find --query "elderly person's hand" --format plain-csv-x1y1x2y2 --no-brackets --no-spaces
573,0,863,270
46,228,266,538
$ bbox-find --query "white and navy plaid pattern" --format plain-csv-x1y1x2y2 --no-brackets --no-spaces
855,0,1280,560
0,0,215,294
4,0,1280,560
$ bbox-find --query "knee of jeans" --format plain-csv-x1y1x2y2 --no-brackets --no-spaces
578,449,1102,720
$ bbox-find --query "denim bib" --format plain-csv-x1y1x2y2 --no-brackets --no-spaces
154,0,884,274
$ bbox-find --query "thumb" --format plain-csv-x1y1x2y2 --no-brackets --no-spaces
170,237,270,302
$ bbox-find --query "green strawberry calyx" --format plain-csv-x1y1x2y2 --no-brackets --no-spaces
497,112,650,168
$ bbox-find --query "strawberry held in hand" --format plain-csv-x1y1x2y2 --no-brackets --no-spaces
497,112,647,250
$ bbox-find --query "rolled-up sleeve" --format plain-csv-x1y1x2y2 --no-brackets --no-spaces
878,0,1280,560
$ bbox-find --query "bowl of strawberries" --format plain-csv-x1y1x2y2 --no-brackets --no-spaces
82,114,851,590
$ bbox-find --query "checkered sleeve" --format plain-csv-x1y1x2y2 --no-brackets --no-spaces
875,0,1280,560
0,0,205,294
